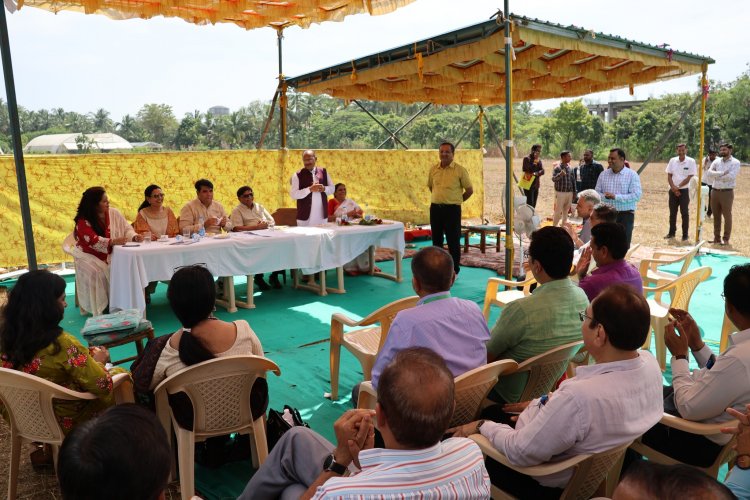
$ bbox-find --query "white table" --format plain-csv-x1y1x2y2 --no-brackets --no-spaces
109,221,405,314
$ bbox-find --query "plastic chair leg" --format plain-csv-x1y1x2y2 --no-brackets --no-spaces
329,339,342,400
176,429,195,500
8,434,21,500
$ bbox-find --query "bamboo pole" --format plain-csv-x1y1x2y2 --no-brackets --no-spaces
694,65,708,242
503,2,515,279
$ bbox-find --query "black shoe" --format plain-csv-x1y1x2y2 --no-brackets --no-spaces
663,234,675,239
269,273,283,289
254,276,271,291
681,236,689,241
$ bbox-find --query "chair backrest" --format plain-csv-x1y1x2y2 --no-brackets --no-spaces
668,266,712,310
517,340,584,402
520,270,536,294
451,359,518,427
0,367,97,444
154,355,280,436
62,232,76,257
561,441,631,500
271,208,298,227
624,243,641,262
677,241,705,275
354,296,419,351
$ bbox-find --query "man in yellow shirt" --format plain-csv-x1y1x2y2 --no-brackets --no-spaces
427,141,473,274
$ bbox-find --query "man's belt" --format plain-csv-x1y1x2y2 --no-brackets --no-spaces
713,188,734,192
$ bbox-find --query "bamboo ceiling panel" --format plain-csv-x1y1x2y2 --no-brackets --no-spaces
9,0,414,30
287,15,714,105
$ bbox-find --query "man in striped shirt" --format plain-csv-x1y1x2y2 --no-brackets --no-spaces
595,148,642,247
239,348,490,499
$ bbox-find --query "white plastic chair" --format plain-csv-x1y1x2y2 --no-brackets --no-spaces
0,368,133,500
471,435,630,499
630,413,737,478
329,296,419,400
482,271,536,321
153,355,280,500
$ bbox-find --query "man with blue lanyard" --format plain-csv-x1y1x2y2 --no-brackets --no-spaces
595,148,642,247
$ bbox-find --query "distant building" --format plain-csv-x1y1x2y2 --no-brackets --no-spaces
208,106,230,117
130,142,163,151
23,133,133,154
586,100,648,122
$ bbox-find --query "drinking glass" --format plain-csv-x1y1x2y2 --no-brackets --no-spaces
143,231,151,244
183,227,191,239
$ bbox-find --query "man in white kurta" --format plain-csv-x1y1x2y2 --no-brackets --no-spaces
290,150,335,226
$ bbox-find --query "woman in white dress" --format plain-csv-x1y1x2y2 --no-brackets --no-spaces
73,187,142,315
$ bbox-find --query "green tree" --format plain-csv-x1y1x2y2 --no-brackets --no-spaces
136,104,178,146
90,108,114,133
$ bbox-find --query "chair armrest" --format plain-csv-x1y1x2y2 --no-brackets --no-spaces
331,312,366,328
642,280,677,294
469,434,590,476
659,413,737,435
487,276,535,289
357,381,377,410
112,372,135,404
652,250,689,260
639,257,683,276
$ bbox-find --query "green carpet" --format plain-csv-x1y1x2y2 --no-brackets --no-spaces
7,245,748,497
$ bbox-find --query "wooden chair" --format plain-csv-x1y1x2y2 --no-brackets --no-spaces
329,296,419,401
482,271,536,321
271,208,298,227
357,359,519,427
630,413,737,478
515,340,585,402
470,434,631,499
154,355,280,500
639,241,705,301
0,368,133,500
642,266,712,370
61,232,81,311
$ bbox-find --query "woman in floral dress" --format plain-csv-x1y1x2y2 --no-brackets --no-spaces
0,271,121,433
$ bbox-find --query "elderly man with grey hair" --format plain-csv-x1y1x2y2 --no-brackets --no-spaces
564,188,601,248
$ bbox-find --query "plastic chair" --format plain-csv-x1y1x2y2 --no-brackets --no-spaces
642,266,712,370
61,232,81,311
482,271,536,321
719,312,738,353
470,434,631,500
639,241,705,301
629,413,737,478
515,340,585,402
0,368,133,500
356,359,519,427
329,296,419,400
153,355,280,500
624,243,641,262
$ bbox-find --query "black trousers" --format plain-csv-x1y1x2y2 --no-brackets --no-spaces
668,188,690,237
486,458,564,499
616,211,635,248
430,203,462,273
523,188,539,208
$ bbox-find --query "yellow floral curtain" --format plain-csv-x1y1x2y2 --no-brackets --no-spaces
0,149,483,267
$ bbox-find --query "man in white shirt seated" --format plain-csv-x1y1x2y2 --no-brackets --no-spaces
636,262,750,468
179,178,232,235
450,284,663,498
230,185,284,290
239,347,491,500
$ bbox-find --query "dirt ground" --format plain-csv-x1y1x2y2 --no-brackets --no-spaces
482,157,749,257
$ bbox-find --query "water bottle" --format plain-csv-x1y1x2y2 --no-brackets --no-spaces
198,216,206,238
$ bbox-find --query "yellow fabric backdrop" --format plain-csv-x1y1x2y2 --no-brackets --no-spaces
0,149,483,267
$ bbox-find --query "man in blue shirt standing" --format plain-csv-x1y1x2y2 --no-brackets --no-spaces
595,148,642,247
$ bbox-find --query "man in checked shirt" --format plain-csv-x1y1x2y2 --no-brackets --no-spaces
595,148,642,247
551,150,576,227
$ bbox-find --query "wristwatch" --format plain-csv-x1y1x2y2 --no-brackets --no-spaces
323,452,347,475
475,419,487,434
674,354,688,361
737,454,750,470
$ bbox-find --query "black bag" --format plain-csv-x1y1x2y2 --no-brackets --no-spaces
266,405,310,451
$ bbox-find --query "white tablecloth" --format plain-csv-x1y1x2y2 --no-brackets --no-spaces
110,221,405,313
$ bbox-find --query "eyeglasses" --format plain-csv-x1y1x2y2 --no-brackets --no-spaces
721,292,726,301
240,193,254,198
579,310,596,323
150,193,165,198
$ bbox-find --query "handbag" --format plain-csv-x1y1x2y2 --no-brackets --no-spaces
266,405,310,450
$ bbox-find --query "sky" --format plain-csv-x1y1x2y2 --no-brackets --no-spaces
1,0,746,122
